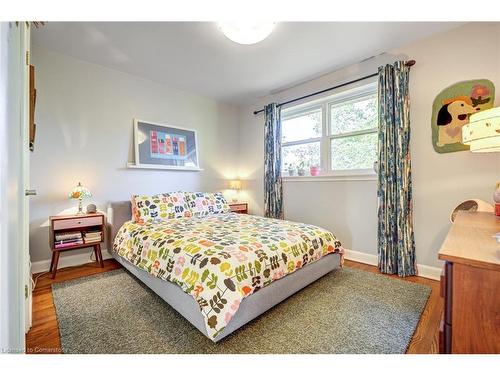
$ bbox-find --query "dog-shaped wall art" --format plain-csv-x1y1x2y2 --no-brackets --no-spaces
432,80,495,153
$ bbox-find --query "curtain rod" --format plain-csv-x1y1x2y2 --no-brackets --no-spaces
253,59,416,115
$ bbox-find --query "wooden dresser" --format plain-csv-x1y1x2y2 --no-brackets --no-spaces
438,211,500,354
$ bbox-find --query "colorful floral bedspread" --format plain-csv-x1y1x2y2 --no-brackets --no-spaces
113,213,343,340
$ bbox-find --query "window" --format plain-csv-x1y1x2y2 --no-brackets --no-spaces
281,107,322,175
281,82,378,177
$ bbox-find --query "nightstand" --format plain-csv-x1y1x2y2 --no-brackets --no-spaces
229,203,248,214
49,213,105,279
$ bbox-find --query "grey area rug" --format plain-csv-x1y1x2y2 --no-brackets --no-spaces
52,267,431,354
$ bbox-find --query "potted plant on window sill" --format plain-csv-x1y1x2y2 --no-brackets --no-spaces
297,161,306,176
286,163,296,176
310,165,321,176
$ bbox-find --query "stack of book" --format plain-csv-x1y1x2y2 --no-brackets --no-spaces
54,231,83,249
83,230,102,244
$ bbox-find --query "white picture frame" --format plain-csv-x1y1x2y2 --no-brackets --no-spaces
129,118,202,171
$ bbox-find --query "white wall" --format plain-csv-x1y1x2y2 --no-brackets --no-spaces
29,46,240,263
238,23,500,269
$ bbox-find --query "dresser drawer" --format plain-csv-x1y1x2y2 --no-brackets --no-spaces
444,262,453,325
440,267,446,298
439,317,452,354
439,317,445,354
53,216,103,230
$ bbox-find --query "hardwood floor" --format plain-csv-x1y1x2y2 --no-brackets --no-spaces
26,258,442,354
343,260,443,354
26,259,121,354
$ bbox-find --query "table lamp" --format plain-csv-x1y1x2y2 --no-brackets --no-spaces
462,106,500,216
462,106,500,152
228,180,242,203
68,182,92,215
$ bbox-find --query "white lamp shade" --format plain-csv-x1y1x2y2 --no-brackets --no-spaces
462,106,500,153
229,180,242,190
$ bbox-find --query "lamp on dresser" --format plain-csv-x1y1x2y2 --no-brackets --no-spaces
462,106,500,152
463,106,500,217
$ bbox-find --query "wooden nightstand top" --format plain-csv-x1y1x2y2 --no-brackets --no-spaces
49,212,104,221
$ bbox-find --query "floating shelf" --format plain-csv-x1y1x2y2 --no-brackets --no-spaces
126,163,204,171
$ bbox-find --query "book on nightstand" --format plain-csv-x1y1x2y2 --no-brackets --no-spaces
83,230,102,244
54,231,83,248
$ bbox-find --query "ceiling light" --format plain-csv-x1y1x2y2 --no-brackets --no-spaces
217,22,276,45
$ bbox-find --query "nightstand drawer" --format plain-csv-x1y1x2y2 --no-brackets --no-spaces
230,204,247,211
53,216,103,230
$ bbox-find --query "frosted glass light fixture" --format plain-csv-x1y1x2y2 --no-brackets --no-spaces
462,107,500,152
218,22,276,45
68,182,92,215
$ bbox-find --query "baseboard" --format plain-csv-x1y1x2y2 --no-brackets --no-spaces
31,249,113,275
343,249,378,266
416,264,442,281
343,249,441,281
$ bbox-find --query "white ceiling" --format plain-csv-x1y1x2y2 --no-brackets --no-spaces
32,22,463,105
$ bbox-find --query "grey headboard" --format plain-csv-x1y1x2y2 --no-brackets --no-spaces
106,201,132,251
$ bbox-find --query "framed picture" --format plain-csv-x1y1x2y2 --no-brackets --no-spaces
131,119,201,171
431,79,495,153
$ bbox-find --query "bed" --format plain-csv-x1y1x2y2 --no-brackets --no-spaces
107,200,343,342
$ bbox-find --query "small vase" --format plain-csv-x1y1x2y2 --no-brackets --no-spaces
494,183,500,203
310,166,321,176
494,183,500,216
297,169,306,177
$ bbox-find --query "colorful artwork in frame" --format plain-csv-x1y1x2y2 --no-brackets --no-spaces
133,119,200,170
432,79,495,153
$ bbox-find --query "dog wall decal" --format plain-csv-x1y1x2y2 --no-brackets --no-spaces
432,80,495,153
436,96,480,146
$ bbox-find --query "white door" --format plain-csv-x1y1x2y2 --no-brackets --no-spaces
0,21,30,352
21,23,32,333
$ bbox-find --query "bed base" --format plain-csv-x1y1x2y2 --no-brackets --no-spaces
107,201,341,342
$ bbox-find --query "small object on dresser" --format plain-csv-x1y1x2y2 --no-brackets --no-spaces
86,203,97,214
494,182,500,216
449,199,493,223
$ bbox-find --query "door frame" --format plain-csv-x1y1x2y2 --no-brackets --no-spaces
0,21,30,353
21,22,32,335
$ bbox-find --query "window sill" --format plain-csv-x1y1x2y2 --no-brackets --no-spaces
282,173,377,182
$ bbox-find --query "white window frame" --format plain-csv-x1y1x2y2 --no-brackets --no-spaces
281,105,324,171
281,80,378,180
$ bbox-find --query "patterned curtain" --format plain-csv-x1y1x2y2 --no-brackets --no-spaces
264,103,283,219
377,61,417,277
